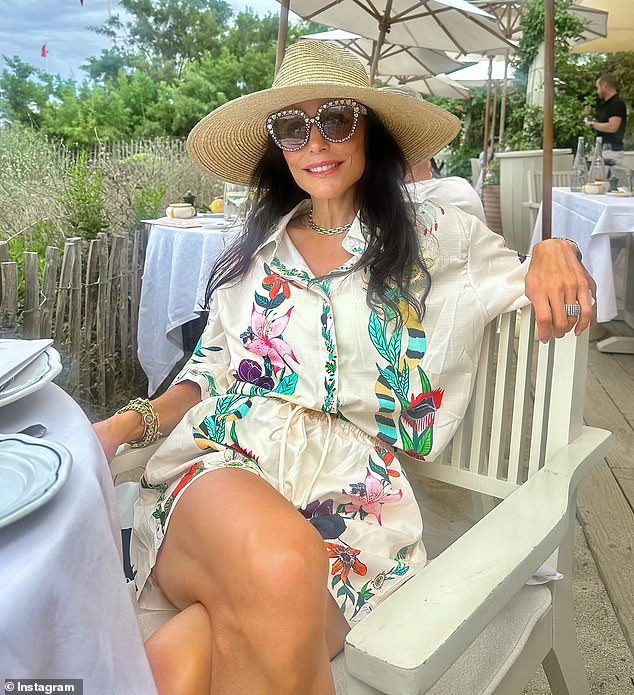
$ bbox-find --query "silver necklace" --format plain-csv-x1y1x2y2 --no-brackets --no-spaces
305,209,353,236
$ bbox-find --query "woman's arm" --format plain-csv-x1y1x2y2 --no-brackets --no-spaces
93,380,201,463
525,238,596,343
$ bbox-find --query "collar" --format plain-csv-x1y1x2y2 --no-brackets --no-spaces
254,199,368,259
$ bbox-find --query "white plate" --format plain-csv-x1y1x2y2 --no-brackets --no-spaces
0,347,62,408
605,190,633,197
0,434,72,528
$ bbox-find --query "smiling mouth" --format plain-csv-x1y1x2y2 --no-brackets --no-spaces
305,162,340,174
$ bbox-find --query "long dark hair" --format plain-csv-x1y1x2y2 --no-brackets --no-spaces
205,107,431,319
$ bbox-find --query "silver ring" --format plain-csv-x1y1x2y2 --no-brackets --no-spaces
565,303,581,317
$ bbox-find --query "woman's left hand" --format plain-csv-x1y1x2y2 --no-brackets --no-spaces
525,238,596,343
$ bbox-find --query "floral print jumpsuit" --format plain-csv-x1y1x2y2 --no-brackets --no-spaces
131,199,529,622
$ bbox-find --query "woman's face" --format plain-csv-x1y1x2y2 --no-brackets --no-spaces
280,98,366,205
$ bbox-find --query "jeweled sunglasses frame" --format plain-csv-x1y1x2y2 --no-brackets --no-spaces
266,99,367,152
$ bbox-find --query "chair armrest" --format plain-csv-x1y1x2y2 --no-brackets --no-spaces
110,439,165,478
344,426,611,695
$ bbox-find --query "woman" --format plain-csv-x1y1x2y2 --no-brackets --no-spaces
95,40,594,695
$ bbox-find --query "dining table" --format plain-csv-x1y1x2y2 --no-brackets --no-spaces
0,381,157,695
531,187,634,354
137,215,241,396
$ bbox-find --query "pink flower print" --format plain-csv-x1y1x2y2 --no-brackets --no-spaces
242,305,298,374
342,470,403,524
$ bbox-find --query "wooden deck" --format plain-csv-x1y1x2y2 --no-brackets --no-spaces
578,319,634,654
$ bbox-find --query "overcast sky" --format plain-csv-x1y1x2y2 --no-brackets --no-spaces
0,0,296,82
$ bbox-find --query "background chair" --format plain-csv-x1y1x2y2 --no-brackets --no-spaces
112,305,611,695
523,169,571,233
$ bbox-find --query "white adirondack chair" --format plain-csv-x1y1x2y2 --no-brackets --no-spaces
112,305,611,695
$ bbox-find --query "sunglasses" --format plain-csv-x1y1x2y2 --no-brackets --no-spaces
266,99,367,152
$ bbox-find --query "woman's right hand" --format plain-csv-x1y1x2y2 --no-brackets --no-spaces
94,380,203,465
93,410,144,464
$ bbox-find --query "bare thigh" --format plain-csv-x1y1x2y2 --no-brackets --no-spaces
153,467,350,656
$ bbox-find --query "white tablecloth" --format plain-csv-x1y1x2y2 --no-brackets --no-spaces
0,383,157,695
531,188,634,323
138,219,240,395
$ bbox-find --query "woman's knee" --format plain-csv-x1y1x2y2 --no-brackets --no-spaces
239,519,329,611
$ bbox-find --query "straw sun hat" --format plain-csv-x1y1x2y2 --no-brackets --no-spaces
187,39,461,185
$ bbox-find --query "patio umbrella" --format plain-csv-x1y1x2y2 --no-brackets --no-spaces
473,1,607,45
301,29,468,78
470,1,606,165
277,0,515,80
382,73,471,99
571,0,633,53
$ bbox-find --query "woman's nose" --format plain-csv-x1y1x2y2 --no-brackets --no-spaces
306,122,328,151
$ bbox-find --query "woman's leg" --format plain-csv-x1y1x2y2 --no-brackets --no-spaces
147,467,349,695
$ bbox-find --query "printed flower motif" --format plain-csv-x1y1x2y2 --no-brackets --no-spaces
234,358,275,390
342,470,403,524
326,542,367,583
401,388,444,432
300,499,346,539
300,498,334,518
241,305,298,374
381,450,401,478
262,270,292,299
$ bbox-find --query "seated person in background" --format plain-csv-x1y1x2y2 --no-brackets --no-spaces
380,85,486,221
407,157,487,223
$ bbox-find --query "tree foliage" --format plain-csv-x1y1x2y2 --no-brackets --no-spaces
1,0,631,159
0,3,321,146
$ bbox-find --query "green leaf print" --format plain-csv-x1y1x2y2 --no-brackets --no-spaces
417,365,431,393
387,329,402,366
360,586,375,601
215,395,237,415
398,421,415,452
230,421,239,445
399,361,410,396
254,291,270,309
393,561,410,576
268,293,286,310
377,364,401,396
274,372,298,396
331,574,342,589
416,426,433,457
369,313,390,361
368,458,390,483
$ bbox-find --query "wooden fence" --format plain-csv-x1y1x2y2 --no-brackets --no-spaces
0,229,147,410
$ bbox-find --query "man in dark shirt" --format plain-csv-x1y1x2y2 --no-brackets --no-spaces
587,73,627,164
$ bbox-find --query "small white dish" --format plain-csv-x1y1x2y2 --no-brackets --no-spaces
0,347,62,408
0,434,72,528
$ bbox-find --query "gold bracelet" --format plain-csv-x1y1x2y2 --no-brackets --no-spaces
115,397,162,448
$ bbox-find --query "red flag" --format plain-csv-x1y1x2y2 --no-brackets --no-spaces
41,44,47,58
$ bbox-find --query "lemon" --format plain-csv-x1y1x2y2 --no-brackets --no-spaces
210,198,224,213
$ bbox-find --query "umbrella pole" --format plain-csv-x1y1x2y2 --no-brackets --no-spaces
542,0,555,240
370,0,393,81
499,50,509,144
275,0,290,75
481,55,494,173
489,81,498,156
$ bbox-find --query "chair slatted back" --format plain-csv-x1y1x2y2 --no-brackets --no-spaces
402,305,588,501
527,170,572,206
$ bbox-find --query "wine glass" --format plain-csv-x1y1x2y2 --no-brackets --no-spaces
223,183,248,222
602,143,615,166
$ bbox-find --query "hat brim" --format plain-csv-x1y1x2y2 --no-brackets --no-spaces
187,83,461,185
